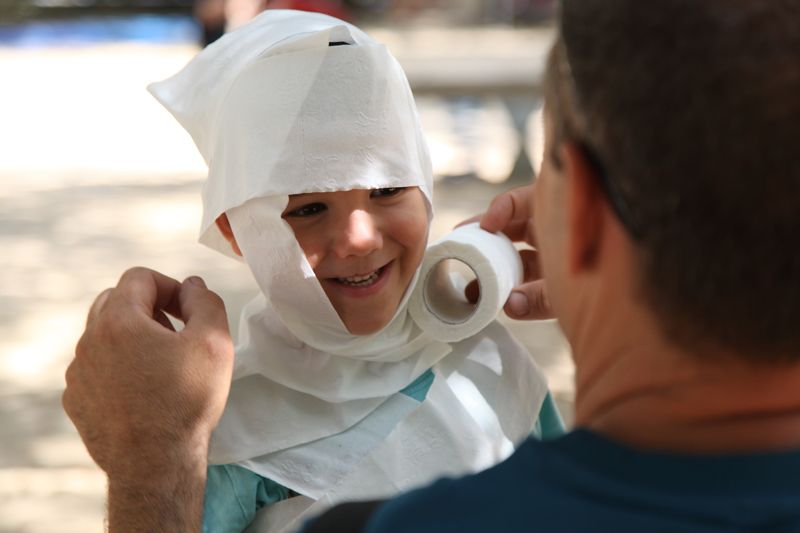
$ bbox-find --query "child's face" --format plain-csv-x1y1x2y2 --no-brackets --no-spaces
281,187,428,335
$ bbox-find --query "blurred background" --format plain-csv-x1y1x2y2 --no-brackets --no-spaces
0,2,572,531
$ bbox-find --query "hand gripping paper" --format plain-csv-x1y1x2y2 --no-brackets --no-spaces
409,223,523,342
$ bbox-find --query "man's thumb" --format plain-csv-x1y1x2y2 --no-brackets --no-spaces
503,280,554,320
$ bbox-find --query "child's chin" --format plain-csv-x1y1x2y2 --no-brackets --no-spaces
343,316,391,336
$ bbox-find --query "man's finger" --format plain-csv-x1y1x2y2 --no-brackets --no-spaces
478,185,535,243
464,278,480,304
116,267,183,319
480,192,514,233
178,277,230,336
154,310,177,332
86,288,112,327
518,249,542,284
503,279,554,321
454,214,482,229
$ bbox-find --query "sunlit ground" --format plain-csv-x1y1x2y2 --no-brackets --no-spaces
0,24,570,531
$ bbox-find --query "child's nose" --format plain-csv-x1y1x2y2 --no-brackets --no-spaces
331,209,382,258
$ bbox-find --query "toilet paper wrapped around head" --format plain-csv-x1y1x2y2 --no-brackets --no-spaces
145,12,538,472
148,10,434,348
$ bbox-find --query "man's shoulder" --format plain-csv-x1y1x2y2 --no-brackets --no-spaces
362,429,800,533
363,434,566,533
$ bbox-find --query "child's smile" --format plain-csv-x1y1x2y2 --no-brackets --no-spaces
330,261,391,290
281,187,429,335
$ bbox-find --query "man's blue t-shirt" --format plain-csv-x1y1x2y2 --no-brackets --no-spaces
360,429,800,532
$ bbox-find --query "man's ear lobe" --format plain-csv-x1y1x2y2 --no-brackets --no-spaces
562,143,605,274
215,213,243,257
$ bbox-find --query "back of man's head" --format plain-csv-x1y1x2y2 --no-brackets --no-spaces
545,0,800,361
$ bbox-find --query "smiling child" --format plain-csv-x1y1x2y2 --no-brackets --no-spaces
149,10,563,533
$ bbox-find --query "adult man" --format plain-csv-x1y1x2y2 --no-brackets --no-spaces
64,0,800,531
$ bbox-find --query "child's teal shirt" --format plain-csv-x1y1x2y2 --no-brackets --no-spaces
203,370,564,533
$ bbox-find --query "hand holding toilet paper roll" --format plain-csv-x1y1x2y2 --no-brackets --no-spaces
409,223,523,343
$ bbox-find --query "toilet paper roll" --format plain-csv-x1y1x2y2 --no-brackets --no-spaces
409,222,523,343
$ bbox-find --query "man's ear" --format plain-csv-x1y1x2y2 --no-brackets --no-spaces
562,143,605,274
215,213,243,257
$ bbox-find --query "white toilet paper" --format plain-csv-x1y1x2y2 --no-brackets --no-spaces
409,223,523,343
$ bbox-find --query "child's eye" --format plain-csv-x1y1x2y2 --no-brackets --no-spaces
283,202,327,218
370,187,407,198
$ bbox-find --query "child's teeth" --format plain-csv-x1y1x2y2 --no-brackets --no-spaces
339,269,380,286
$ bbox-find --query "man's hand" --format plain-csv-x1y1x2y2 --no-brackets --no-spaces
63,267,234,531
463,185,554,320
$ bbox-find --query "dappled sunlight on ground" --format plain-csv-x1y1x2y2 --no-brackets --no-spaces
0,44,206,187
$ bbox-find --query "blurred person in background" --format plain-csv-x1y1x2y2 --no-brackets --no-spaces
64,0,800,531
193,0,349,45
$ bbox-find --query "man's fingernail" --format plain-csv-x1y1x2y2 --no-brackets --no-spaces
508,291,530,316
185,276,206,288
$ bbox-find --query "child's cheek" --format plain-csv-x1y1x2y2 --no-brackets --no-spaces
303,250,324,270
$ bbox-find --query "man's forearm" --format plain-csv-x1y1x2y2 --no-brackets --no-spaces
106,443,209,533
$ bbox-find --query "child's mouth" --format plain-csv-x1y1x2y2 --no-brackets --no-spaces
335,265,387,287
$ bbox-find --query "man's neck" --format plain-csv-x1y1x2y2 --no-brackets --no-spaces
571,310,800,454
557,227,800,454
